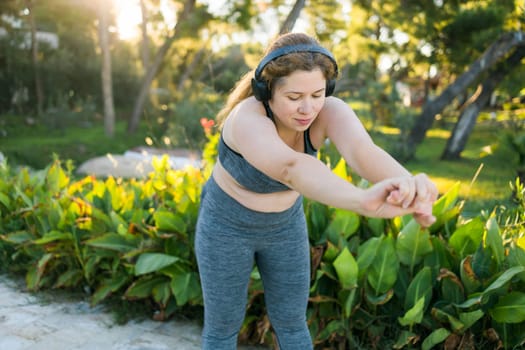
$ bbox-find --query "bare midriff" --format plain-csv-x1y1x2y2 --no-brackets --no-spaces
212,159,301,213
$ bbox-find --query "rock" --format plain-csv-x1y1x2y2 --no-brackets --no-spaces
76,147,202,178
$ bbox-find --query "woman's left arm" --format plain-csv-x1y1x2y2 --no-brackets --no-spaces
318,97,438,226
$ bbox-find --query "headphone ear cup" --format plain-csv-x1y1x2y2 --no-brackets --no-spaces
326,79,336,97
251,78,270,101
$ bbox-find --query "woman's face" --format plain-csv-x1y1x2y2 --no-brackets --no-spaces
269,68,327,131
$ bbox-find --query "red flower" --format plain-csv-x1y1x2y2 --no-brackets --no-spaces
200,118,215,136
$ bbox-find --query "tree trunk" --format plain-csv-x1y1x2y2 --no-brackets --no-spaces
139,0,150,70
405,31,525,160
177,44,207,91
441,45,525,160
127,0,196,133
279,0,306,34
97,0,115,137
26,0,44,116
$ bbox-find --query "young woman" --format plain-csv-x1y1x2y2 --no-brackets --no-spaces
195,32,438,350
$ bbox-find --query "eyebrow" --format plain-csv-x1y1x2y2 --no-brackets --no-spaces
285,87,325,95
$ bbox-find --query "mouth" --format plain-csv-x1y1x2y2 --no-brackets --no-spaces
295,118,312,126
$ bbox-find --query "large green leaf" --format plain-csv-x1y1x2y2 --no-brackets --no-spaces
449,218,484,259
170,271,202,306
368,236,399,295
396,219,433,271
33,230,72,245
398,296,425,327
457,266,525,308
484,216,504,267
124,275,168,299
1,231,34,244
91,273,130,305
46,161,69,194
489,292,525,323
134,253,179,276
153,210,186,233
325,209,360,243
85,233,140,253
404,266,432,311
507,245,525,282
333,247,358,289
421,328,450,350
0,192,11,209
357,236,381,279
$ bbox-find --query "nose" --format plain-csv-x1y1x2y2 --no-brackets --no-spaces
298,99,313,114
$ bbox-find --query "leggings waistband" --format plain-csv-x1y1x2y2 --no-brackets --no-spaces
200,176,304,230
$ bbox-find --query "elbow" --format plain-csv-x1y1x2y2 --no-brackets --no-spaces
278,157,299,188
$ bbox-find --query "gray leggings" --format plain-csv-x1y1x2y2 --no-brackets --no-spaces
195,177,313,350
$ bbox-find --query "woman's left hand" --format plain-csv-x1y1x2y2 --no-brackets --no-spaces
386,173,438,228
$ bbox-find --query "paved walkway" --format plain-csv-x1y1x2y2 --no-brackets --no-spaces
0,275,269,350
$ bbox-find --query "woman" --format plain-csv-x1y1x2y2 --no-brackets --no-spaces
195,32,438,350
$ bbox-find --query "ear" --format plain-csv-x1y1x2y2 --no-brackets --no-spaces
251,78,271,102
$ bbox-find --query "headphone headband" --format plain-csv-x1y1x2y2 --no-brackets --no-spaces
254,44,338,80
251,43,338,101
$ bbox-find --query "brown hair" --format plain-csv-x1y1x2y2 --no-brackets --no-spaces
216,33,338,125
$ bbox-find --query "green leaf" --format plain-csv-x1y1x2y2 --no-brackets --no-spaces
333,247,358,289
170,271,202,306
325,209,360,243
449,218,484,259
46,161,69,194
394,330,419,349
135,253,179,276
153,210,186,233
33,230,71,245
91,274,129,305
357,236,381,278
0,192,11,209
484,216,504,267
368,236,399,295
405,266,432,311
396,219,433,270
489,292,525,323
2,231,34,244
507,245,525,282
85,233,140,253
421,328,450,350
398,297,425,327
457,266,525,308
431,307,465,333
458,309,484,329
432,182,460,216
367,217,386,236
54,269,83,289
125,276,168,299
152,280,172,306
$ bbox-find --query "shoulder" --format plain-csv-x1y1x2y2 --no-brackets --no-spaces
223,97,276,148
320,96,356,118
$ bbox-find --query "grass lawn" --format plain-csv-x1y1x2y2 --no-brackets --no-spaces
0,113,518,215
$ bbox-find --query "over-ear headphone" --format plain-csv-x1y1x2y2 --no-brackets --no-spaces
251,44,338,102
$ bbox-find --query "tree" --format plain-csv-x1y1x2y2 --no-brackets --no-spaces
127,0,197,133
25,0,44,116
278,0,305,34
441,45,525,160
96,0,115,137
405,31,525,160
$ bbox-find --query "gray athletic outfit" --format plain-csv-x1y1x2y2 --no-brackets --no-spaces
195,125,317,349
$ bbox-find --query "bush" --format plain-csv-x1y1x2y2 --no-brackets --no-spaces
0,144,524,349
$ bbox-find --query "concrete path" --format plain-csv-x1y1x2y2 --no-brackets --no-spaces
0,275,269,350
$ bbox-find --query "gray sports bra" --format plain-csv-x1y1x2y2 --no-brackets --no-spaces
218,129,317,193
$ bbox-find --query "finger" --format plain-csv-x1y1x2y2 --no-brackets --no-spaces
414,212,436,228
401,177,416,209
